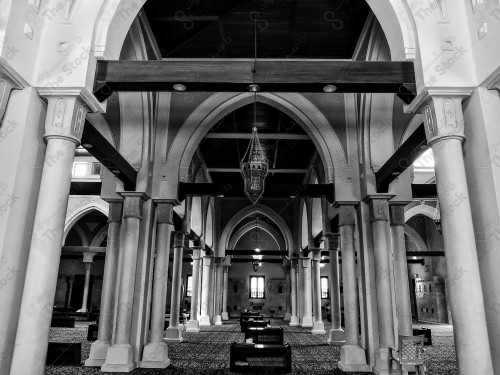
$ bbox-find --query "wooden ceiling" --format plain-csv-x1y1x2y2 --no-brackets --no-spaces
143,0,371,59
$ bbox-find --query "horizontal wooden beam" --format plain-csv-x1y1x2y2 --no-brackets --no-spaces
411,184,437,198
226,250,287,256
204,133,310,140
376,124,427,193
82,120,137,191
93,59,416,102
230,258,284,263
178,182,335,203
407,251,445,257
208,168,307,173
62,246,106,253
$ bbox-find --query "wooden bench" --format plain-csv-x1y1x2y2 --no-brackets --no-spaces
50,317,75,328
240,311,262,323
230,342,292,373
87,324,99,341
245,327,284,345
241,319,271,333
46,342,81,366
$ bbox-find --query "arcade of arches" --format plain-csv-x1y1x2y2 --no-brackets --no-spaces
1,1,500,375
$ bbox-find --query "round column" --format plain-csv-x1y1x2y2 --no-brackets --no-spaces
213,259,223,325
221,265,229,320
337,204,368,372
65,276,75,308
186,247,202,332
10,95,88,375
289,260,299,326
199,256,212,326
140,202,173,368
86,201,123,367
311,249,326,334
327,234,345,345
389,203,412,337
102,192,146,373
77,253,95,313
301,257,313,327
165,232,185,342
283,266,292,321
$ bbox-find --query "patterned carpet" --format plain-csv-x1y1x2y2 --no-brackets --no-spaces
44,319,458,374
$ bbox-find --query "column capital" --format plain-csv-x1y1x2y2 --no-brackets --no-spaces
389,203,408,227
156,202,174,224
83,252,96,263
107,201,123,224
121,192,148,219
173,231,185,248
310,248,322,261
202,256,213,266
290,258,299,268
406,89,472,146
223,265,230,273
324,232,339,250
337,204,357,226
300,257,311,267
363,195,393,222
191,248,202,259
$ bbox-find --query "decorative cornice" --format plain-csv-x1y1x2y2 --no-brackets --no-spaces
405,87,473,114
0,58,29,88
37,87,104,113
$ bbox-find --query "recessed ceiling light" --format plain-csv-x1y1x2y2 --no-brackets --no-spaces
323,84,337,93
247,84,260,92
255,248,261,252
173,83,187,92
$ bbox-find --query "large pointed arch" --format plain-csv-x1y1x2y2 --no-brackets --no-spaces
64,201,109,243
218,203,294,257
405,204,439,222
228,220,286,251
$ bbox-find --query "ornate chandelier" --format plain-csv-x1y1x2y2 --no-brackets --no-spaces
240,121,268,204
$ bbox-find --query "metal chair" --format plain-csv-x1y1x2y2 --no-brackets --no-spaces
389,335,427,375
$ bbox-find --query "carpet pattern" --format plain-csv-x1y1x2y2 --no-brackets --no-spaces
44,320,458,374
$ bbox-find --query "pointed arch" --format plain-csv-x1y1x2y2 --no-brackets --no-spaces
64,201,109,244
405,204,439,222
228,221,286,251
218,203,294,257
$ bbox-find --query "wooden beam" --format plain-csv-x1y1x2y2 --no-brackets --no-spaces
93,59,416,101
411,184,437,198
226,250,287,256
62,246,106,253
407,251,445,257
375,124,427,193
178,182,334,202
204,133,310,140
82,120,137,190
230,258,284,263
207,168,307,173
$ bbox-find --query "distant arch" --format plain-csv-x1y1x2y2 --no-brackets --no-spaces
228,221,286,251
405,204,439,222
64,201,109,244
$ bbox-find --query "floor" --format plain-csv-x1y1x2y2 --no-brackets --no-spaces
45,319,458,374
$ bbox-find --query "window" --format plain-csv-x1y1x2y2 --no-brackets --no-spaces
72,162,87,177
321,277,329,299
186,275,192,297
91,162,101,176
250,276,265,299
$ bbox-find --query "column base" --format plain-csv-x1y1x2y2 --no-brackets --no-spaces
338,345,370,372
301,316,313,328
101,344,137,373
221,312,229,320
311,321,326,334
372,348,392,375
284,312,291,321
85,340,110,367
289,316,300,326
139,342,171,369
213,315,222,325
199,315,211,326
327,328,345,345
164,327,183,342
186,320,200,332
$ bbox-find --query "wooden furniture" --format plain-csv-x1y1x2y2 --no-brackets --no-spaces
389,335,426,375
50,317,75,328
413,327,432,346
87,324,99,341
46,342,81,366
230,342,292,373
245,327,284,345
240,311,261,322
240,319,271,333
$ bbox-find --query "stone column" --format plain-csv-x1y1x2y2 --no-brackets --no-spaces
311,249,326,334
364,196,396,374
221,265,230,320
165,232,185,342
199,255,213,325
338,204,369,372
9,95,89,375
102,192,146,373
213,257,224,325
326,234,345,345
77,253,95,313
140,202,173,368
65,276,75,308
186,246,202,332
284,266,292,321
389,203,412,337
86,201,123,367
416,94,493,375
300,257,313,327
289,259,300,326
